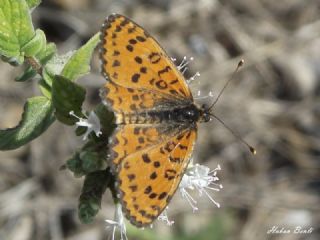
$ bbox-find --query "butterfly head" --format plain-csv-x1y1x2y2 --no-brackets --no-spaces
199,104,212,123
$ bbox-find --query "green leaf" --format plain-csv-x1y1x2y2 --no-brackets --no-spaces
21,29,46,57
61,33,99,81
26,0,41,9
0,0,35,64
42,51,73,87
15,66,37,82
0,96,55,150
37,42,56,65
38,78,51,99
52,75,86,125
80,151,106,172
1,54,24,66
75,126,87,136
41,32,98,92
78,169,112,224
66,150,106,177
16,42,56,83
66,152,84,177
95,104,116,137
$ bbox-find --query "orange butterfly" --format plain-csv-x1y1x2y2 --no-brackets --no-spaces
100,14,213,227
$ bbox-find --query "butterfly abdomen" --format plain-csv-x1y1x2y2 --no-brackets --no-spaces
116,104,201,124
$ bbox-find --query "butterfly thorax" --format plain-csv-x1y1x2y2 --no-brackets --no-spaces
117,103,208,124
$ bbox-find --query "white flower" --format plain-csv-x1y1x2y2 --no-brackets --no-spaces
105,203,128,240
157,207,174,226
179,162,223,212
69,111,102,140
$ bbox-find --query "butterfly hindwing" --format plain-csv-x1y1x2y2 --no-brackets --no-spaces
109,124,165,167
115,126,197,227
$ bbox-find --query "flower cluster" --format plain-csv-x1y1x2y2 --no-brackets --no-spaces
69,111,102,140
179,162,223,212
105,203,128,240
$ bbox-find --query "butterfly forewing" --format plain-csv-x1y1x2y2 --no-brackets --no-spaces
100,14,193,100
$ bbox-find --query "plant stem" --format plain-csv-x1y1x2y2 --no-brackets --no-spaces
25,56,42,74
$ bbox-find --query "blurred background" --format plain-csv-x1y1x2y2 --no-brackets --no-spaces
0,0,319,239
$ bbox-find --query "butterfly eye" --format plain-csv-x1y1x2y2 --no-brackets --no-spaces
204,113,211,122
187,111,194,116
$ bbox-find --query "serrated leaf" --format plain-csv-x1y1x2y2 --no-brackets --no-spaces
41,32,98,90
42,51,74,87
78,169,112,224
0,0,35,64
21,29,46,57
0,96,55,150
52,75,86,125
62,33,99,81
66,152,84,177
81,151,106,172
66,150,106,177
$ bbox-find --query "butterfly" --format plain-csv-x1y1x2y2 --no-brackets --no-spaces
100,13,212,228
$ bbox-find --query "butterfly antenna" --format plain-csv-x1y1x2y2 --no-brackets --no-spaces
208,59,244,111
210,113,256,155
